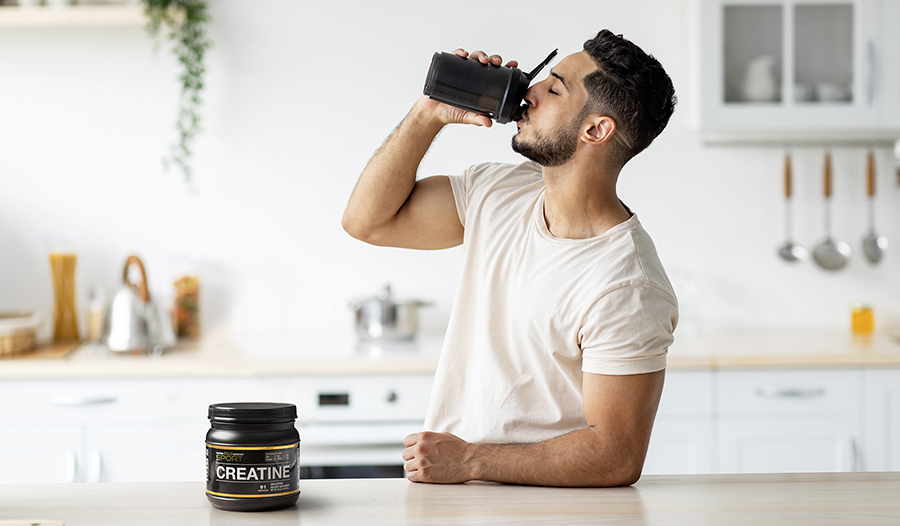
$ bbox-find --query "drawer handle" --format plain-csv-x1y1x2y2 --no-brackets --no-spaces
49,395,118,407
755,386,826,399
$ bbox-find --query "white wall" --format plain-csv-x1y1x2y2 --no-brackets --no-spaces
1,0,898,348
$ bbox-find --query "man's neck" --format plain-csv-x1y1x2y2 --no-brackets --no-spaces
540,162,631,240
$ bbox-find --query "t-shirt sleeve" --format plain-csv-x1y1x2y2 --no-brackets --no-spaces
447,171,468,228
447,162,513,228
579,283,677,375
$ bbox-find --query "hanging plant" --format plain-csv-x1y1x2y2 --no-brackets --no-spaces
143,0,211,187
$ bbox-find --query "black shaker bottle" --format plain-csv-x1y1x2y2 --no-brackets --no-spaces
423,48,558,124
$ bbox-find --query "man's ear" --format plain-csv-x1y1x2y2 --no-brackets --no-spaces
583,116,616,144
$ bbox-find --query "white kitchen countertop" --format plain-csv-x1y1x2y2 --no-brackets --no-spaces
1,328,899,380
2,473,900,525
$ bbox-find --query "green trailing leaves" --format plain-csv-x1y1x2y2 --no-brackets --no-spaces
144,0,211,187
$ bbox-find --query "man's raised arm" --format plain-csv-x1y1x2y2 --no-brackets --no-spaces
341,50,515,250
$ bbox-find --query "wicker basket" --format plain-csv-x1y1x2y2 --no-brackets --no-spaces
0,311,41,357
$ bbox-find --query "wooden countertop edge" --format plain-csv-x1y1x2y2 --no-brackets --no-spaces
1,329,899,379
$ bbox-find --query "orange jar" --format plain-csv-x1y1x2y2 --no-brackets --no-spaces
851,305,874,335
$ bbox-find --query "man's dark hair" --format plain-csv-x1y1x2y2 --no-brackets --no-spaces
582,30,677,167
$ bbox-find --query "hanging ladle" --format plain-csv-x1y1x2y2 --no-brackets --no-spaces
778,152,806,262
862,150,888,264
812,151,851,271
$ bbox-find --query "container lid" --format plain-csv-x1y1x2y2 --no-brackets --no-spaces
208,402,297,423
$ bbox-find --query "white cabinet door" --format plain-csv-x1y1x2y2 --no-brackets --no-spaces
719,416,862,473
716,369,863,473
863,368,900,471
0,425,83,483
84,422,208,483
700,0,895,139
644,419,715,475
644,371,715,475
882,0,900,127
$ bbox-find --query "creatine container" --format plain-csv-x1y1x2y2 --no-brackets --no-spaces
423,48,558,124
206,402,300,512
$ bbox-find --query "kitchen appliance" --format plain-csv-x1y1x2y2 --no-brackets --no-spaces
812,152,851,271
283,374,434,479
862,150,888,264
99,255,175,353
778,152,806,262
347,284,431,342
423,48,558,124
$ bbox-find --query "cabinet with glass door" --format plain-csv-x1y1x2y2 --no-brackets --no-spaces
699,0,900,143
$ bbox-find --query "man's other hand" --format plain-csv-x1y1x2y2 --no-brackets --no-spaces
402,431,478,484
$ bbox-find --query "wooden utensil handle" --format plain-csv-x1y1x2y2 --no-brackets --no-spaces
824,151,832,198
867,150,876,197
122,255,150,303
784,152,792,198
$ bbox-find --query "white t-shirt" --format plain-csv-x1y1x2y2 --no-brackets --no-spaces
423,161,678,445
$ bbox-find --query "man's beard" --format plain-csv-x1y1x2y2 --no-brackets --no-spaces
511,112,582,167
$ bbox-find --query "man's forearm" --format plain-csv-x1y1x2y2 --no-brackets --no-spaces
405,426,648,488
341,100,445,241
471,427,645,487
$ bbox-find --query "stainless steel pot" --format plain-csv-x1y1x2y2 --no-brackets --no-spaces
348,284,431,342
100,255,175,354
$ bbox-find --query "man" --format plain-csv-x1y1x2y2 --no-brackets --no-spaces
342,30,678,487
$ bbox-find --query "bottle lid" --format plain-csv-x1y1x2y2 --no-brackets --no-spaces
208,402,297,423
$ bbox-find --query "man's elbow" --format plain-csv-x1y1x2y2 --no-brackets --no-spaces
612,463,644,487
341,211,377,244
341,213,364,241
587,459,643,488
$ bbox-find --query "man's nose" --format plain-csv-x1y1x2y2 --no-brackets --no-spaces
523,85,538,108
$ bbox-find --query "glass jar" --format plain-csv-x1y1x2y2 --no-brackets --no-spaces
851,304,874,335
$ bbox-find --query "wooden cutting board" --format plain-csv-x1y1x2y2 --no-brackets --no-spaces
4,341,80,360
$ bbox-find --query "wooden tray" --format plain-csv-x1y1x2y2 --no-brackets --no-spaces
2,341,80,360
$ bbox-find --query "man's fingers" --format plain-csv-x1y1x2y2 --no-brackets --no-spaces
453,49,515,69
403,433,419,447
468,50,487,62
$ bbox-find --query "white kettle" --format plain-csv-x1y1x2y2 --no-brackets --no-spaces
99,255,176,354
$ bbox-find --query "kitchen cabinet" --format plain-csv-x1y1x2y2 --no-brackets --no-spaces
2,363,898,482
643,371,715,475
883,0,900,129
863,368,900,471
84,422,208,483
0,374,432,484
0,425,83,483
715,369,863,473
699,0,900,144
0,378,272,484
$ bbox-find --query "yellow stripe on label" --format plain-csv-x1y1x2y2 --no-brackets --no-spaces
207,489,300,499
206,442,299,451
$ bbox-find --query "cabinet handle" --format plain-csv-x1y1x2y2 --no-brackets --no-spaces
755,386,826,398
48,395,118,407
838,438,860,472
65,450,78,483
88,450,103,483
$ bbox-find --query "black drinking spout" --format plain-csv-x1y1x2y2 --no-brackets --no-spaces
526,49,559,81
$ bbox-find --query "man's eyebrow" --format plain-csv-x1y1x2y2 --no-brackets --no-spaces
550,70,568,90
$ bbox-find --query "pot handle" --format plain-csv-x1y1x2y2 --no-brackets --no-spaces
122,255,150,303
